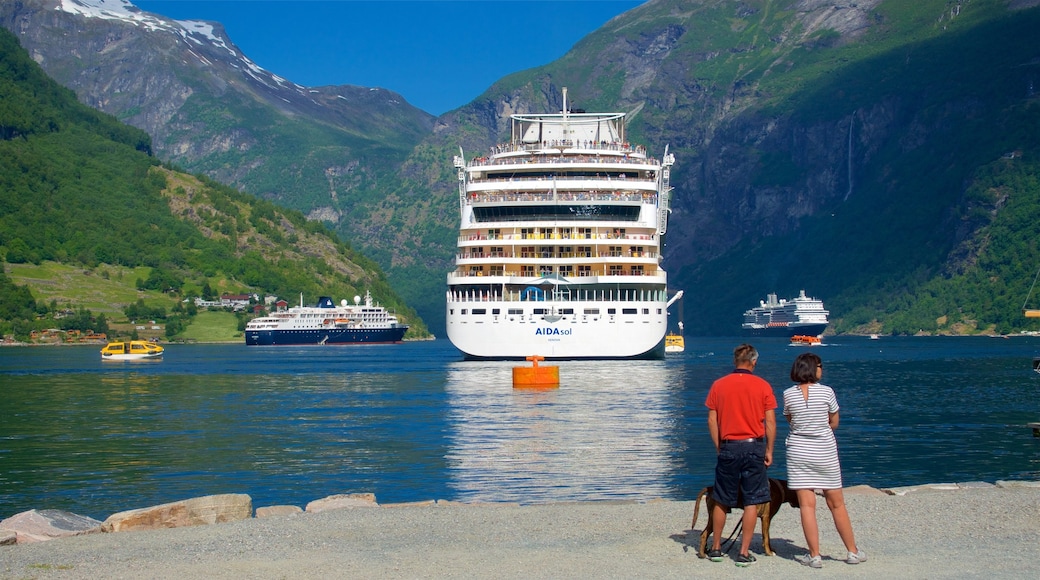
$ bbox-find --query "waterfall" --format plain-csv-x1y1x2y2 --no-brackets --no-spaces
843,113,855,202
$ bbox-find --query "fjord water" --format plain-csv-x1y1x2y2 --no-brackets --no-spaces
1,337,1038,520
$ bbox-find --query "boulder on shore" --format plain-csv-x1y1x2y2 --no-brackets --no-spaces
305,492,378,513
0,509,102,544
101,494,252,533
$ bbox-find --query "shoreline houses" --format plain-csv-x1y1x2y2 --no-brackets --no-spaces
192,293,270,312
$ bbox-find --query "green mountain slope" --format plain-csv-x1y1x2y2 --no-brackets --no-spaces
385,0,1040,336
8,0,1040,338
0,28,427,339
667,2,1040,335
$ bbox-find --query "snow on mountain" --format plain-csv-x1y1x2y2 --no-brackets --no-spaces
58,0,297,89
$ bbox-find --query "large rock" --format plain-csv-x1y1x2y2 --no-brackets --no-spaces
305,493,378,513
0,509,102,544
255,505,303,518
101,494,252,533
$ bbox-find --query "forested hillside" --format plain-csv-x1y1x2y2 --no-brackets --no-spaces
7,1,1040,336
390,0,1040,336
0,28,427,341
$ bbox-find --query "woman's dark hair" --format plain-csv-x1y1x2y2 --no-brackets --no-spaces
790,352,822,384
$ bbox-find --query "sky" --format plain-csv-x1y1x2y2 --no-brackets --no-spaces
132,1,644,115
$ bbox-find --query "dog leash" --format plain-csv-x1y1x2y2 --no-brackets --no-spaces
721,519,743,553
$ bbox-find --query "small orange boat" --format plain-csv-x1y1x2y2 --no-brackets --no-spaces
789,335,822,346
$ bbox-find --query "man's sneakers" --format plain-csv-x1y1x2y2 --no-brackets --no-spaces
706,548,755,567
846,550,868,564
733,552,757,567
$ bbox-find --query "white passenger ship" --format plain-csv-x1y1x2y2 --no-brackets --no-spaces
446,89,676,360
741,290,830,337
245,291,408,346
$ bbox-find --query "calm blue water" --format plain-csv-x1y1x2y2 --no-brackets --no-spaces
1,337,1039,521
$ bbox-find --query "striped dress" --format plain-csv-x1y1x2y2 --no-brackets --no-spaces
782,383,842,490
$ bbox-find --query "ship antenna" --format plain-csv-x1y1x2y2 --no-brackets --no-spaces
562,87,568,120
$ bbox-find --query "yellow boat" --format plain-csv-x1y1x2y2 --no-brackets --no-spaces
665,333,685,354
101,340,164,361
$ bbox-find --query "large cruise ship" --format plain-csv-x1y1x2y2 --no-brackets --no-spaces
245,291,408,346
445,89,676,360
741,290,830,337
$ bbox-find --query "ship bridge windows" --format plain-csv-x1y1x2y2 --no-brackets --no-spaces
473,205,639,223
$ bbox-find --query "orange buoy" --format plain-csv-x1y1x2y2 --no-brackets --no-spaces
512,355,559,388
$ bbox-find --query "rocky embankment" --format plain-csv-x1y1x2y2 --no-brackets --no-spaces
2,481,1039,578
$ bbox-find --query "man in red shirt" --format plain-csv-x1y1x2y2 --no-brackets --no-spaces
704,344,777,567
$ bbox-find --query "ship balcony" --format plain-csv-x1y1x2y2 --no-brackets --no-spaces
455,250,659,261
457,229,657,244
467,143,653,165
447,270,666,283
464,182,659,197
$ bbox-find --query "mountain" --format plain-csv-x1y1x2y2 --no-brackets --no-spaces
381,0,1040,335
6,0,1040,336
0,25,427,339
0,0,434,221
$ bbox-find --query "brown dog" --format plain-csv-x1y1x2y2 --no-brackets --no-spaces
690,478,799,558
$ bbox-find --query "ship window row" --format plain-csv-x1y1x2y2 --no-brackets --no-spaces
452,308,659,316
472,205,640,223
445,307,657,320
293,313,386,320
477,172,653,183
467,191,655,205
457,265,654,277
458,246,654,259
448,288,668,303
461,227,655,241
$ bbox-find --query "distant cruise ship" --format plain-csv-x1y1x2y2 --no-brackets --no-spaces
445,89,676,360
741,290,829,337
245,291,408,346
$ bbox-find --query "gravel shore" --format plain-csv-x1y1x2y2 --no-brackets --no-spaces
2,482,1039,579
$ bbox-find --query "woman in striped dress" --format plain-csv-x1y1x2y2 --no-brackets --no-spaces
783,352,866,568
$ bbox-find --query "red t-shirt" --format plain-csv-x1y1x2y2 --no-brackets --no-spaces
705,369,777,440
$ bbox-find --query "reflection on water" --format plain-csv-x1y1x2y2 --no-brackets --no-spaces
445,360,685,503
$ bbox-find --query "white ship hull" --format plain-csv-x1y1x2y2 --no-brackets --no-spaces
445,89,675,360
446,297,667,360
